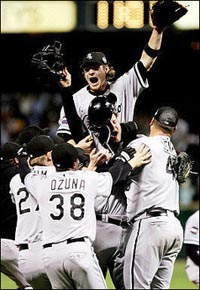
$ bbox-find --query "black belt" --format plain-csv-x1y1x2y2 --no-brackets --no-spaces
18,244,29,251
146,208,168,217
96,214,128,227
43,237,85,249
129,208,175,224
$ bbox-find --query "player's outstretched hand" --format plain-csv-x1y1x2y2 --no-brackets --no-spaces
87,148,111,171
59,67,71,88
77,135,94,155
128,144,151,169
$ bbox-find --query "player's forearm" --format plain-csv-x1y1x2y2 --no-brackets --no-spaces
140,28,163,71
18,156,31,183
185,244,200,266
60,87,85,143
108,160,132,185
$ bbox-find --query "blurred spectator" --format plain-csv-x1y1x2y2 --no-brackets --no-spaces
1,92,62,144
179,178,196,207
172,118,199,153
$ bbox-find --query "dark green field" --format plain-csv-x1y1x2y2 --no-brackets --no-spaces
1,259,198,289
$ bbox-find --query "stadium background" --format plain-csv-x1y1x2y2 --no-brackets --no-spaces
1,1,199,289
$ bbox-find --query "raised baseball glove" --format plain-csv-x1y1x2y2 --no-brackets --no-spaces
31,40,66,85
173,152,193,183
151,0,188,28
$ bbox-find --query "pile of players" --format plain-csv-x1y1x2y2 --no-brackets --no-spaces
1,2,199,289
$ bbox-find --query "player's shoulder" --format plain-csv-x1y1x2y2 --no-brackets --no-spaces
128,134,148,148
10,173,24,190
73,86,88,98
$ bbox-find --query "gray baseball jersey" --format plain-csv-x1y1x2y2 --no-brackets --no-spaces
184,210,199,285
122,135,183,289
9,166,56,289
57,61,148,136
24,169,113,289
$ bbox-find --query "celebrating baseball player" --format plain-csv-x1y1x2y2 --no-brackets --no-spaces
10,135,55,289
1,142,33,290
17,136,151,289
55,1,188,143
184,210,199,287
122,106,184,289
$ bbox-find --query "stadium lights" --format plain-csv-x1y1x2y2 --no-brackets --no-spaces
1,1,77,33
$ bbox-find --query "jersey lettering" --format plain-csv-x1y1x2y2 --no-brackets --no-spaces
16,187,39,214
49,193,85,221
17,187,31,215
166,156,175,175
51,178,85,191
50,194,64,220
117,103,122,113
70,193,85,220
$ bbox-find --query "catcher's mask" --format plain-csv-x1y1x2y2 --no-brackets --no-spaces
31,40,66,85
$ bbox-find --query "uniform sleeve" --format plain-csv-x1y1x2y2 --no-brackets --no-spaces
96,172,113,197
59,87,85,143
184,212,199,246
24,174,38,199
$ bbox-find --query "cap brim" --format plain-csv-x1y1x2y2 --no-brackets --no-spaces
80,61,102,70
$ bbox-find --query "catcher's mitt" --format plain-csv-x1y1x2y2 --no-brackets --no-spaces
31,40,66,85
151,0,188,28
173,152,193,183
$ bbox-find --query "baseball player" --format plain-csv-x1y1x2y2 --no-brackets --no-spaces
121,106,184,289
18,140,151,289
1,142,33,290
55,70,148,288
56,21,166,142
184,210,199,286
10,135,55,289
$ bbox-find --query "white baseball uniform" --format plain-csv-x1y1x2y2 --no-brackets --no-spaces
184,210,199,286
57,61,148,137
123,135,183,289
9,166,56,289
24,169,114,289
1,238,32,289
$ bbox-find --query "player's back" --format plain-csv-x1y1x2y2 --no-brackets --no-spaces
10,166,56,244
126,135,180,220
25,169,113,245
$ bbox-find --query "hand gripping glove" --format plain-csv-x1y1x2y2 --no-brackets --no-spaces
31,40,66,85
173,152,193,183
116,146,136,163
151,0,188,28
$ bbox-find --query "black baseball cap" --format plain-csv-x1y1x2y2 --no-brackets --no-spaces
52,143,82,169
26,135,54,160
154,106,178,127
80,52,109,70
1,142,20,161
17,125,50,145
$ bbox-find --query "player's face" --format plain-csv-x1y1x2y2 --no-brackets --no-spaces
109,114,122,143
83,64,109,92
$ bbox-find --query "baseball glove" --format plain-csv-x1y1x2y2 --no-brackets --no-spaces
173,152,193,183
151,0,188,28
31,40,66,85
